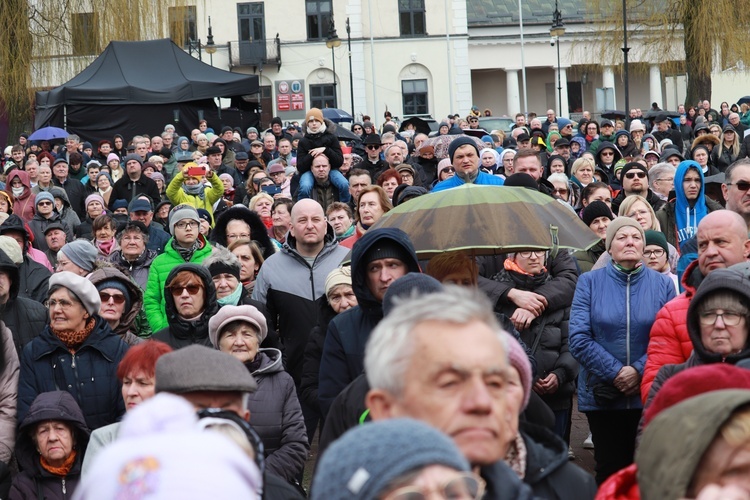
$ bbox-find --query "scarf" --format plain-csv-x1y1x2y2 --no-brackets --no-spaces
172,237,202,262
307,123,327,135
51,317,96,353
261,216,273,230
504,434,527,479
504,258,546,276
98,186,112,197
96,237,116,256
614,261,645,274
456,168,480,184
217,283,243,307
40,448,77,477
183,183,206,200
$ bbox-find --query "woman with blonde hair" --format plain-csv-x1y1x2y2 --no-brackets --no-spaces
712,124,741,172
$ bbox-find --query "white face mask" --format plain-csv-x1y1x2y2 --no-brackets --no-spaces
12,186,23,197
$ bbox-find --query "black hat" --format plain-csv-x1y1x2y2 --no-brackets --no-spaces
654,114,668,123
581,201,613,227
235,151,249,161
600,119,614,128
447,136,479,161
554,138,570,148
221,126,233,134
723,124,737,134
620,162,648,181
504,173,539,190
364,134,382,146
205,146,222,156
158,147,172,159
516,133,531,143
116,220,148,238
660,149,684,162
362,239,413,267
43,222,66,235
270,117,283,127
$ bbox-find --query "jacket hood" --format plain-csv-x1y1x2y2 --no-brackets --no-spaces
686,268,750,363
88,266,144,337
16,390,90,473
350,228,420,318
0,244,20,301
0,213,31,244
251,348,283,376
520,423,570,484
595,141,622,165
210,206,276,260
637,390,750,500
5,169,31,197
163,263,218,340
48,186,72,208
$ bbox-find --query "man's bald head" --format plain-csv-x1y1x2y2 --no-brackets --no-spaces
697,210,750,276
291,198,324,220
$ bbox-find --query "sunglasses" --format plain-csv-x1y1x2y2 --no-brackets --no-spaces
99,292,126,304
442,167,456,173
366,144,381,150
169,284,203,296
728,181,750,192
625,171,647,179
37,201,53,206
601,151,615,156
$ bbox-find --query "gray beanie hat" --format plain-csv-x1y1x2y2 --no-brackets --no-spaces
168,204,200,235
59,240,98,273
208,304,268,348
49,271,101,316
155,345,258,394
35,191,55,207
605,217,645,253
123,153,144,166
311,418,470,500
382,273,443,317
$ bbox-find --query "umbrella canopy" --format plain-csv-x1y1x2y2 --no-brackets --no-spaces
399,116,432,135
738,96,750,105
369,184,599,258
422,135,487,159
461,128,491,138
644,110,681,119
322,108,354,123
600,110,626,120
28,126,68,141
334,126,361,141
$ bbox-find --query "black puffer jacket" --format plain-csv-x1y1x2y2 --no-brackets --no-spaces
318,228,420,416
0,249,47,357
0,214,52,303
300,299,338,411
494,267,577,411
152,263,218,349
11,391,90,500
296,119,344,174
519,423,597,499
245,348,308,483
88,266,144,347
210,206,276,260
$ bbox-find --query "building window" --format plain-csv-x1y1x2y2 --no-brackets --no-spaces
402,79,428,116
399,0,426,37
72,13,98,56
169,6,197,48
306,0,332,41
238,3,265,43
310,84,335,109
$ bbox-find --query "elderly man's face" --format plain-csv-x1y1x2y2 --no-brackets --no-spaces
368,319,512,465
311,156,331,181
45,229,66,251
386,147,403,166
264,135,276,151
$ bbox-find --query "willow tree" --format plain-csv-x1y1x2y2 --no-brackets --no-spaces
586,0,750,106
0,0,190,140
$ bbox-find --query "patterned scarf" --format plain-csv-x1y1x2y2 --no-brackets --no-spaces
40,448,77,477
51,317,96,353
504,434,528,479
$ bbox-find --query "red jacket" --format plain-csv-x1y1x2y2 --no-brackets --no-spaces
595,464,640,500
640,259,701,403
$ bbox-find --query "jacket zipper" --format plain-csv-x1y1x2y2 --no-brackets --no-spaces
62,478,66,495
625,273,631,410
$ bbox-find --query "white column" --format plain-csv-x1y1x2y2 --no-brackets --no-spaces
602,66,616,108
650,64,663,109
505,69,520,116
558,67,569,118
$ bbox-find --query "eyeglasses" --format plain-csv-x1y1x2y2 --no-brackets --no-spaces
226,233,251,241
699,310,745,326
174,220,199,230
469,119,478,123
366,145,380,150
385,472,485,500
625,171,647,179
552,188,569,195
99,292,126,304
517,250,547,259
37,201,52,206
168,284,203,296
45,298,77,310
643,248,665,258
727,181,750,192
600,151,615,157
656,177,674,183
627,209,650,219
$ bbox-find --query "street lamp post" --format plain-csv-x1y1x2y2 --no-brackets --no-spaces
326,17,341,108
550,1,565,117
346,18,354,117
622,0,630,114
205,16,217,66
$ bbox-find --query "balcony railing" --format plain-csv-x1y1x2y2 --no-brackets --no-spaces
229,34,281,71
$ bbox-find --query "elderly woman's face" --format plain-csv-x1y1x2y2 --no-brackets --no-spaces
690,427,750,496
170,278,205,318
699,306,748,356
122,369,156,412
95,223,116,241
48,288,88,331
219,322,260,363
481,152,496,168
212,272,240,299
381,465,484,500
504,365,524,441
35,420,74,467
609,226,644,266
99,287,126,324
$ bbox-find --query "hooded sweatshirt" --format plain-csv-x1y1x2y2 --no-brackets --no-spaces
672,160,708,249
5,170,35,223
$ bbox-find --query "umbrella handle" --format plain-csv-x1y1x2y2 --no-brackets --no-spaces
549,225,559,260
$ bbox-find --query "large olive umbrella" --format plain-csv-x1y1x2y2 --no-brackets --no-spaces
369,184,599,258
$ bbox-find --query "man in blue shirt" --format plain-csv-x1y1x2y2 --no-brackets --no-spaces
432,136,504,192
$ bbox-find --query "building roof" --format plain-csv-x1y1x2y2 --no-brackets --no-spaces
467,0,595,27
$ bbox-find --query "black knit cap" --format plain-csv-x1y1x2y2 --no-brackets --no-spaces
362,239,413,267
581,200,613,227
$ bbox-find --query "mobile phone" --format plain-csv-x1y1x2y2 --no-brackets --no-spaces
643,142,650,152
187,166,206,177
262,185,281,195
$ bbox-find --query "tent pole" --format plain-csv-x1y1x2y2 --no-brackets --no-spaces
64,105,67,130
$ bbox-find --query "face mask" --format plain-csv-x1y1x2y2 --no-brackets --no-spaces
12,186,23,197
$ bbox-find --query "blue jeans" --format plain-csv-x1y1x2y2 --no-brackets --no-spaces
298,169,351,203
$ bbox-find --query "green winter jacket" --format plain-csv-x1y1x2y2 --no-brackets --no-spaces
144,236,213,331
166,170,224,222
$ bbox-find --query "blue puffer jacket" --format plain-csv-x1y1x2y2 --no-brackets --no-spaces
569,263,675,412
17,316,129,430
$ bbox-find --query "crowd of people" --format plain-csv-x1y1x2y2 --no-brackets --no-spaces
1,100,750,499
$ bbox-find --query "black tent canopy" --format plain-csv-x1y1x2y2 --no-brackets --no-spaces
35,39,260,142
